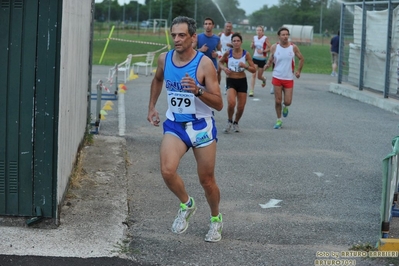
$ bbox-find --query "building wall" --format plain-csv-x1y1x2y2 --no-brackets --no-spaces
57,0,92,209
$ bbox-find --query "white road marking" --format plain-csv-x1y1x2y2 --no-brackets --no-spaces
259,199,282,209
118,93,126,136
313,172,324,177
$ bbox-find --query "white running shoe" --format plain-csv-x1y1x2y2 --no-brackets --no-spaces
233,123,240,132
223,121,232,133
171,197,197,234
205,214,223,242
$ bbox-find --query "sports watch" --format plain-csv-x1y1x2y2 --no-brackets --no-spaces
195,87,204,97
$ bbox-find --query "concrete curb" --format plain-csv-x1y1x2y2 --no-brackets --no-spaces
329,83,399,115
0,135,129,258
378,238,399,252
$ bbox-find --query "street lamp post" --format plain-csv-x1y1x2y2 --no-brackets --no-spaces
194,0,197,22
136,1,140,35
123,1,126,29
319,0,323,35
108,0,111,28
160,0,163,20
169,0,173,26
149,0,152,21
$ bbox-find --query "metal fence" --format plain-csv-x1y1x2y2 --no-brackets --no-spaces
338,0,399,98
381,136,399,238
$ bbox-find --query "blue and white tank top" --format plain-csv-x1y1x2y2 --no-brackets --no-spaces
164,50,213,122
227,50,247,72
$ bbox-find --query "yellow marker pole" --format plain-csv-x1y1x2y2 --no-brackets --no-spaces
99,25,115,64
165,28,171,50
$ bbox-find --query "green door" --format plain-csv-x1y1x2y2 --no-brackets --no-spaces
0,0,59,218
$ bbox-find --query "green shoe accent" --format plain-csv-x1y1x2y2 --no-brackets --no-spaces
274,120,282,129
179,202,187,211
211,213,223,223
205,213,223,242
283,106,289,117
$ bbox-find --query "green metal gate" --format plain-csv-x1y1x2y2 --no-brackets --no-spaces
0,0,61,219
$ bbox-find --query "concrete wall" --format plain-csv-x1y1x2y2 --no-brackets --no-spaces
56,0,92,209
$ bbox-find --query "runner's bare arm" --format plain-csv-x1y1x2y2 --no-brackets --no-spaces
293,45,305,78
264,44,276,70
265,38,271,53
218,52,228,71
216,40,221,51
219,52,234,76
196,56,223,111
147,53,166,126
244,52,256,73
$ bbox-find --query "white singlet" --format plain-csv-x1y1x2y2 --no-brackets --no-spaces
272,44,295,80
227,50,247,72
253,35,268,59
220,33,233,53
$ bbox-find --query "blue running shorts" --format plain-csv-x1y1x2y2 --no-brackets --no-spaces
163,117,218,148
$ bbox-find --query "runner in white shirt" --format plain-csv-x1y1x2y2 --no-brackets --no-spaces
217,22,233,93
265,27,305,129
218,33,255,133
249,26,270,97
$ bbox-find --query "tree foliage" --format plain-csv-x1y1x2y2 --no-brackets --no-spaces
247,0,342,33
94,0,341,34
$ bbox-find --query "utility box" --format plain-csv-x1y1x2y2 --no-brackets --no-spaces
0,0,93,224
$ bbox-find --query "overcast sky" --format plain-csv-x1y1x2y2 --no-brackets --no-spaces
237,0,279,14
96,0,280,15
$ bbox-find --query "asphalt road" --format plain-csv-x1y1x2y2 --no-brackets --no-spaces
95,66,399,266
6,66,394,266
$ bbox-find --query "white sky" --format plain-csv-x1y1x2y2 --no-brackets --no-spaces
96,0,280,15
237,0,280,14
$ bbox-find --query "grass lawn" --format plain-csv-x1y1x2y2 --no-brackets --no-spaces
93,29,332,74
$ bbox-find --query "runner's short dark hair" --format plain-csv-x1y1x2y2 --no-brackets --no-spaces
204,17,215,25
231,32,242,42
277,27,290,35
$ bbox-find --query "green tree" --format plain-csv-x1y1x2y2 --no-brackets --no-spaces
93,0,342,36
94,0,125,22
272,1,298,27
322,1,342,33
250,6,270,28
247,0,341,35
196,0,226,27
